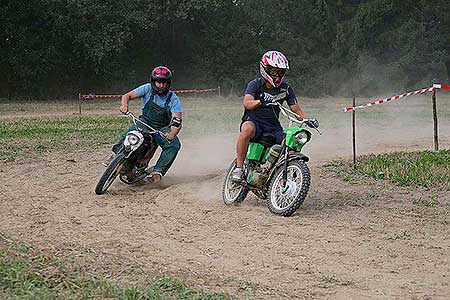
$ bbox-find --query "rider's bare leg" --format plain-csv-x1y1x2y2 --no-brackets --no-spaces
236,121,256,168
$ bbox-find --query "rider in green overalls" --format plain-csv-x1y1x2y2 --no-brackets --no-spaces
110,66,182,183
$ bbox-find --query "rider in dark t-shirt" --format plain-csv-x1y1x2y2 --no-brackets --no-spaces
232,50,314,182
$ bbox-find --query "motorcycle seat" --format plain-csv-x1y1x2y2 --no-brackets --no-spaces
251,133,275,147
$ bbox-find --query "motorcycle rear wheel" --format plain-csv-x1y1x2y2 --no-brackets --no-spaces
95,153,127,195
267,159,310,216
222,159,249,205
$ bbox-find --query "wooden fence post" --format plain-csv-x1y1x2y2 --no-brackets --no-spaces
78,93,82,115
432,89,439,151
352,95,357,168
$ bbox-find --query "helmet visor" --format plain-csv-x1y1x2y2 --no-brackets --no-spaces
153,78,170,83
267,67,286,78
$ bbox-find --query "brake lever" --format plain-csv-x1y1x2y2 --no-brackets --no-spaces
301,119,323,135
307,122,322,135
313,127,323,135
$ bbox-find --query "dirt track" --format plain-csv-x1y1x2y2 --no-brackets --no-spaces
2,96,450,298
1,132,450,299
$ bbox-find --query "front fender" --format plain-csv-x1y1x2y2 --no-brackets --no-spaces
274,152,309,169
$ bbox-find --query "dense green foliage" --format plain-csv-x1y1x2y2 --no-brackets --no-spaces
0,239,230,299
1,0,449,99
326,150,450,190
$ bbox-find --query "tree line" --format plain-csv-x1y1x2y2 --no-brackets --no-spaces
1,0,449,99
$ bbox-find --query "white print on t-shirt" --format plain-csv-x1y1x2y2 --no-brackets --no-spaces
261,91,287,103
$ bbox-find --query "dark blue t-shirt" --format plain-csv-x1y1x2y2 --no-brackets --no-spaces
244,78,297,121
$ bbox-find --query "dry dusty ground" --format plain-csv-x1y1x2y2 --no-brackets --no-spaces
1,134,450,300
1,97,450,299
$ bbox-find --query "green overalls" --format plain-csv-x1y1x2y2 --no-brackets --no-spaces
112,93,181,176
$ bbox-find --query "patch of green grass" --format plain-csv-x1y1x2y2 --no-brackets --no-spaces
386,230,411,241
318,273,338,288
317,273,352,289
0,238,230,300
0,116,128,140
413,196,439,207
0,99,79,115
324,150,450,190
0,116,128,161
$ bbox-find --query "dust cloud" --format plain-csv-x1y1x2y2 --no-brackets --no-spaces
170,93,450,181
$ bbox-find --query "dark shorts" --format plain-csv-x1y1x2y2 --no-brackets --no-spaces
241,114,285,144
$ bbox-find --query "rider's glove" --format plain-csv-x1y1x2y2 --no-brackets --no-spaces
259,92,276,107
305,118,319,128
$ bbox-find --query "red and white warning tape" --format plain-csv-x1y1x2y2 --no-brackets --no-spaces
342,84,450,112
175,88,220,94
79,94,120,100
79,87,220,100
433,84,450,90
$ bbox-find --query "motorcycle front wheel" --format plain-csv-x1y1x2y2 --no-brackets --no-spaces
95,153,127,195
222,159,249,205
267,159,311,217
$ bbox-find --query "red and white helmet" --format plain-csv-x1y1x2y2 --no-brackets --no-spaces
259,50,289,88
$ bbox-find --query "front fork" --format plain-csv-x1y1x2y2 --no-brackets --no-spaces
281,146,290,190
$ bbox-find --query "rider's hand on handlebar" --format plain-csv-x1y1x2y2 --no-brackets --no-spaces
164,131,176,141
120,105,129,114
305,118,319,129
259,93,277,107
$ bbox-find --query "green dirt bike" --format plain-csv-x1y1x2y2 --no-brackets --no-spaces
222,102,321,217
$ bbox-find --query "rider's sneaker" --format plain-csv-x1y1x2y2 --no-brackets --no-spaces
231,167,244,183
147,171,162,183
103,153,116,167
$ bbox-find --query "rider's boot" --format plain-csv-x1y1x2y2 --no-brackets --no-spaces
147,170,163,183
231,167,244,183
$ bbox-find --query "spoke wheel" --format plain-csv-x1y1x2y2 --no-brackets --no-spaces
222,159,249,205
268,160,310,216
95,153,127,195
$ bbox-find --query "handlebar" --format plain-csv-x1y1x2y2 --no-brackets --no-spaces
123,111,171,142
266,102,322,135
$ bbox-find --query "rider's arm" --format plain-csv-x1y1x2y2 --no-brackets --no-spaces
165,112,182,140
285,86,307,120
289,103,308,120
243,94,263,110
120,90,139,113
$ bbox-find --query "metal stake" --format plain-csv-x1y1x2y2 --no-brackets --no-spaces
432,89,439,151
352,95,357,168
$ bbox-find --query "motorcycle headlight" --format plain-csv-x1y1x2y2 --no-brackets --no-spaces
295,131,309,145
126,134,140,145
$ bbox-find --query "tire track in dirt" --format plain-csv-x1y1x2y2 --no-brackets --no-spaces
1,140,450,299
